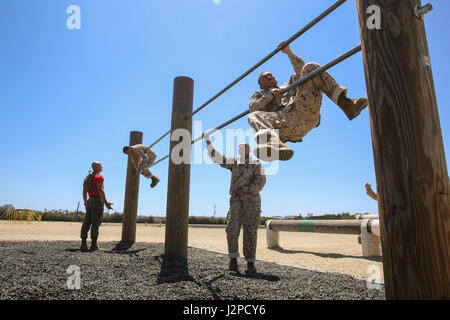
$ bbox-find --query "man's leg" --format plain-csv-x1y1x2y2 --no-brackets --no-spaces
300,62,368,120
80,204,92,252
139,162,160,188
248,112,294,162
225,199,242,272
89,197,104,252
242,197,261,274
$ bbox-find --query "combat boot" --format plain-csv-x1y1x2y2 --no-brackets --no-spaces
337,93,369,121
245,262,257,274
253,129,294,162
89,237,103,252
150,176,160,188
80,238,88,252
228,258,239,272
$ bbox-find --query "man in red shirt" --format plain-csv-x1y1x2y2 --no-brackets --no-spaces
81,161,113,252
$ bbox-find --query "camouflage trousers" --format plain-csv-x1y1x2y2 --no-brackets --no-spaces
139,159,154,179
226,194,261,263
80,195,104,239
248,62,347,143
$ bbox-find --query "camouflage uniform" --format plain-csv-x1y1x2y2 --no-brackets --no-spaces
367,189,378,201
248,51,347,143
129,144,157,179
207,144,266,263
80,195,104,239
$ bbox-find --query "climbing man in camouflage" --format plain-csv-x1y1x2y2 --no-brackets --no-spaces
81,161,113,252
123,144,160,188
248,41,368,161
203,133,266,274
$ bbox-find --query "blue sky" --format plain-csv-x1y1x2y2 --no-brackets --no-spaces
0,0,448,217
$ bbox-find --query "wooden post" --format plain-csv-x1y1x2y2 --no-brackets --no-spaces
121,131,143,243
356,0,449,299
164,76,194,258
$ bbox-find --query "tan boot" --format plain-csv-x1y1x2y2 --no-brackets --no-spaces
80,238,88,252
338,93,368,121
150,176,160,188
254,129,294,162
89,237,103,252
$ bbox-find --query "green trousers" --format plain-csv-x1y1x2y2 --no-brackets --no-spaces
80,195,104,239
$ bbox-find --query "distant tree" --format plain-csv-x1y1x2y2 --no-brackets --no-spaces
0,204,14,214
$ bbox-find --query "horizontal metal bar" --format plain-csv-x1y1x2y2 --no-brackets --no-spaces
184,0,348,120
281,44,362,93
149,43,360,168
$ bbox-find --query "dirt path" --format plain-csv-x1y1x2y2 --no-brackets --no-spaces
0,221,383,280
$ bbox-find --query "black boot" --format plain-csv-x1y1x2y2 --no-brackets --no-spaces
80,238,88,252
338,92,368,121
228,258,239,272
245,262,257,274
150,176,160,188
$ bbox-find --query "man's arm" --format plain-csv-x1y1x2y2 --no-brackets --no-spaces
249,91,274,112
83,189,88,207
203,134,235,170
96,183,113,210
244,164,266,195
365,183,378,201
279,41,305,76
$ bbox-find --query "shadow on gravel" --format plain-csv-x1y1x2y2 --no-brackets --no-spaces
156,254,194,284
233,271,280,282
269,246,383,262
103,241,147,256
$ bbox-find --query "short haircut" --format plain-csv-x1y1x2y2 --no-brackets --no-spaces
91,161,101,170
258,72,271,86
123,146,130,154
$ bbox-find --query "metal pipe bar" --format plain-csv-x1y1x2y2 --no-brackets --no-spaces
281,44,362,93
184,0,348,121
146,0,348,150
149,44,361,168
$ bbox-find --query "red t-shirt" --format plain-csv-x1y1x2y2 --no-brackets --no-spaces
88,173,104,197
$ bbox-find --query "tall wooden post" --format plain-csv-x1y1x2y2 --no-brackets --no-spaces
121,131,143,243
164,76,194,258
356,0,449,299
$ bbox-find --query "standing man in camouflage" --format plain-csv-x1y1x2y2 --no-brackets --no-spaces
248,41,368,161
81,162,113,252
203,134,266,274
123,144,160,188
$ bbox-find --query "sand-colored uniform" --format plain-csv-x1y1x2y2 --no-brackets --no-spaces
207,144,266,263
367,189,378,201
129,144,157,179
248,51,347,143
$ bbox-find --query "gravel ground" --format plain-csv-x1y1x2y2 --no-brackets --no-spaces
0,241,384,300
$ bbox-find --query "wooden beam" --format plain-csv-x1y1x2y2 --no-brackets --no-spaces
121,131,143,243
164,76,194,258
356,0,449,299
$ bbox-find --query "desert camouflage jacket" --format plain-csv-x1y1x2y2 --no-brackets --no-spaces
206,144,266,196
130,144,157,171
249,51,306,113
